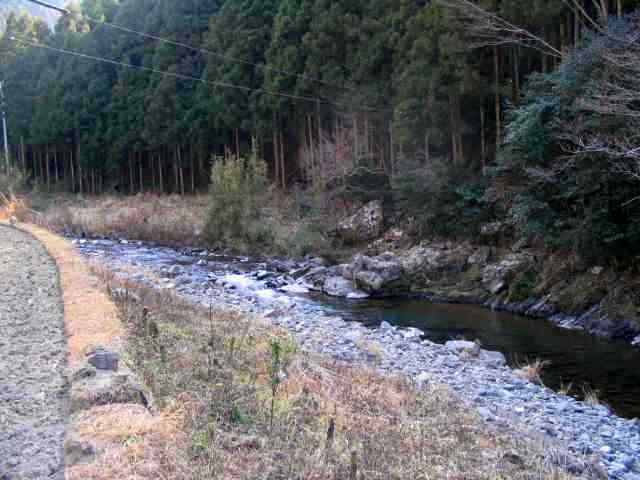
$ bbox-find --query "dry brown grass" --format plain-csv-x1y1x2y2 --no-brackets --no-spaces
96,273,594,480
515,358,550,385
67,403,190,480
9,223,124,364
582,385,602,406
0,193,28,222
42,194,208,246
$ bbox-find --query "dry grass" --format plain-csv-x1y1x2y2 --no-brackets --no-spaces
515,358,550,385
0,192,28,222
9,223,124,364
42,194,208,246
67,403,190,480
93,273,594,480
582,385,602,406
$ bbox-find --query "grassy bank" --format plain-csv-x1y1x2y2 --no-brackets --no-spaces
89,267,594,479
27,192,337,258
31,193,208,247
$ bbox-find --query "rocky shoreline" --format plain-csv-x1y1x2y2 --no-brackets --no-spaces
74,237,640,479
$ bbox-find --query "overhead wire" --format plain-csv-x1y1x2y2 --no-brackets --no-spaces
11,35,388,113
23,0,390,106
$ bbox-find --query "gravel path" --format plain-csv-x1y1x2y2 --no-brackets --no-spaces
0,225,68,480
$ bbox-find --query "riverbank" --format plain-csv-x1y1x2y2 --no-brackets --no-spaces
33,194,640,349
72,237,640,479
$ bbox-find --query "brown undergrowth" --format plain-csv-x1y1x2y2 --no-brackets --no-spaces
40,193,208,246
90,266,594,480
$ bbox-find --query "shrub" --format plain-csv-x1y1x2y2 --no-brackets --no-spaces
392,157,491,238
0,164,27,195
204,149,268,248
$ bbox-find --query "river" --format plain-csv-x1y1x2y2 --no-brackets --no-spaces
75,238,640,419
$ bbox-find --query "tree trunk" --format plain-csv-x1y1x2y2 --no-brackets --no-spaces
353,113,359,164
45,145,51,190
139,151,143,194
129,151,134,194
273,126,279,188
279,131,285,189
54,148,59,184
158,152,164,194
389,121,395,177
70,149,75,193
177,145,185,195
20,136,25,172
190,146,195,193
480,102,486,170
151,152,157,193
494,46,501,152
316,100,323,169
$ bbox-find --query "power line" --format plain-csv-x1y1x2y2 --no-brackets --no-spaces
21,0,68,15
23,0,389,105
10,35,387,113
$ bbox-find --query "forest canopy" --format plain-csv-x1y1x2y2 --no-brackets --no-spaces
2,0,640,262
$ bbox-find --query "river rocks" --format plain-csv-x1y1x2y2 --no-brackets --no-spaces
479,350,507,368
482,253,532,294
335,200,384,245
401,242,471,281
71,371,148,413
342,253,407,296
323,276,369,299
86,346,120,371
74,238,640,479
64,433,96,466
445,340,481,356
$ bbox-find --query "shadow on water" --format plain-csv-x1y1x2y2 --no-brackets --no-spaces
312,294,640,419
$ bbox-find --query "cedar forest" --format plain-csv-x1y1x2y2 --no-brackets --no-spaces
2,0,640,263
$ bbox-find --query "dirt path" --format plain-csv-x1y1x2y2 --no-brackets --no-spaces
0,225,68,479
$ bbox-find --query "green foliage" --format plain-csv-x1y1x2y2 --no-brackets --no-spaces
0,164,27,194
204,149,268,248
493,16,640,263
393,157,491,238
508,271,538,303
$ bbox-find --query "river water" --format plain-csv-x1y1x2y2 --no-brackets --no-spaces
76,239,640,419
314,295,640,419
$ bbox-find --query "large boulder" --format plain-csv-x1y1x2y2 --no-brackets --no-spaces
335,200,384,245
401,242,471,281
323,276,369,299
481,253,532,294
343,253,407,295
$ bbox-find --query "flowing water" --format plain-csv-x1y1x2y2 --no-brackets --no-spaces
77,239,640,419
314,295,640,418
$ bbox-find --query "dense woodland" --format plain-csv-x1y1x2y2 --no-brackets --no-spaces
2,0,640,262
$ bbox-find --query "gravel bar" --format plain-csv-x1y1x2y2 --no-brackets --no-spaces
0,225,68,479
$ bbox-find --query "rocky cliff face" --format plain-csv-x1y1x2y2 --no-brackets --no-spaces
304,202,640,345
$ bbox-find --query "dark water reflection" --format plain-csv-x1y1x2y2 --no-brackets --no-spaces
313,295,640,419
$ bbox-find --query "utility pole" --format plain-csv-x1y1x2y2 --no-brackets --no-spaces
0,81,9,172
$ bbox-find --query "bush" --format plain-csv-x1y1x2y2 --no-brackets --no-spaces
204,150,268,248
0,164,27,195
392,157,491,238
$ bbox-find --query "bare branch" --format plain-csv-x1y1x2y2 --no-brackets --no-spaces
437,0,565,58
